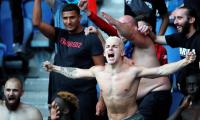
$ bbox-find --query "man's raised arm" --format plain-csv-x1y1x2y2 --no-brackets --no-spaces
149,31,168,45
43,61,95,79
137,52,196,78
33,0,55,40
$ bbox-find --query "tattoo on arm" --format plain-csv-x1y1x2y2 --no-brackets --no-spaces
60,67,77,78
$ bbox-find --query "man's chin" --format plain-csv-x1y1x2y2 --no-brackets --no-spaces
5,100,20,111
107,61,116,64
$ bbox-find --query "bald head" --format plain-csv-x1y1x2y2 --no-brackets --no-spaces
4,78,24,110
119,15,137,26
5,78,23,91
105,36,124,50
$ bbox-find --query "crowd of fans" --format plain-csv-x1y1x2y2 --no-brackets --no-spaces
0,0,200,120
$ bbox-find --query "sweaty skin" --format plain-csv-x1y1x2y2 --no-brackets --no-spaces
118,15,170,99
0,78,43,120
0,101,42,120
43,37,196,120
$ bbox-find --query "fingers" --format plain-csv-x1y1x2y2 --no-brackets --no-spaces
84,26,97,35
137,21,152,35
78,0,87,11
42,61,53,72
50,101,61,119
186,51,196,63
138,25,149,35
96,108,100,116
185,95,192,102
102,12,117,26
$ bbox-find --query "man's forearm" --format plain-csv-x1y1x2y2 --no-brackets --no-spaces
33,0,42,26
159,14,169,35
158,58,191,75
52,65,79,79
149,32,167,45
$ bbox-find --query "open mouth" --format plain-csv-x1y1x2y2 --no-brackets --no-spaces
8,97,16,101
177,26,182,31
108,53,114,58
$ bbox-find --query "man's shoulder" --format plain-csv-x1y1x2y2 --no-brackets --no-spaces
91,65,105,72
21,103,42,119
0,100,5,108
21,103,41,113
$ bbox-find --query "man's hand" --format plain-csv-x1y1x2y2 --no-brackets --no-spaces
84,26,98,36
185,52,196,64
102,12,136,39
43,61,54,72
137,21,152,36
180,95,192,109
78,0,87,11
96,98,106,116
78,0,92,16
50,101,60,120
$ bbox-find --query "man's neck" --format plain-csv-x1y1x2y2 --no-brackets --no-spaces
68,26,83,34
107,58,124,73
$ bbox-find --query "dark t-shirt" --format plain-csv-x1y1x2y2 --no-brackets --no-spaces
50,27,103,97
165,31,200,83
124,0,168,32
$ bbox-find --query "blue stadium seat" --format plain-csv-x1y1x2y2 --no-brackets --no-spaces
0,18,15,56
169,90,184,116
23,18,33,44
0,0,32,72
0,43,6,66
23,0,53,25
0,0,11,20
0,0,15,56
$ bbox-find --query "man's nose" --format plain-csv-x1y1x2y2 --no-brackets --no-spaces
174,19,178,25
67,19,71,24
109,48,113,51
8,91,14,95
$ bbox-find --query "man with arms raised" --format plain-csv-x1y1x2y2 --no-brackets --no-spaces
33,0,105,119
78,1,172,119
0,77,43,120
43,36,195,120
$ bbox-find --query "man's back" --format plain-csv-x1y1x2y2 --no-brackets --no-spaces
128,26,170,98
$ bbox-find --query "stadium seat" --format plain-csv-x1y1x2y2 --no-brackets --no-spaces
169,90,184,116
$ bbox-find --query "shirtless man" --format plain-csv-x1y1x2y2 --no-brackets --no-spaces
0,78,43,120
43,36,195,120
78,1,172,119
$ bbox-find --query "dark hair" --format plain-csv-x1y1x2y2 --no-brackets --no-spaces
179,6,200,30
53,91,79,114
178,72,200,95
62,4,80,15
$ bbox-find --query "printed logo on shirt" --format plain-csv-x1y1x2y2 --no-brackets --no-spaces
126,0,132,4
144,1,152,10
179,48,196,57
59,37,82,48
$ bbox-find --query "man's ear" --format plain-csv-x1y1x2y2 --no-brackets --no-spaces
21,90,24,97
189,17,195,24
121,50,125,56
63,108,70,114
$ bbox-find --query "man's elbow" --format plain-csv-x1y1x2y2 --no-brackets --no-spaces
32,19,41,28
